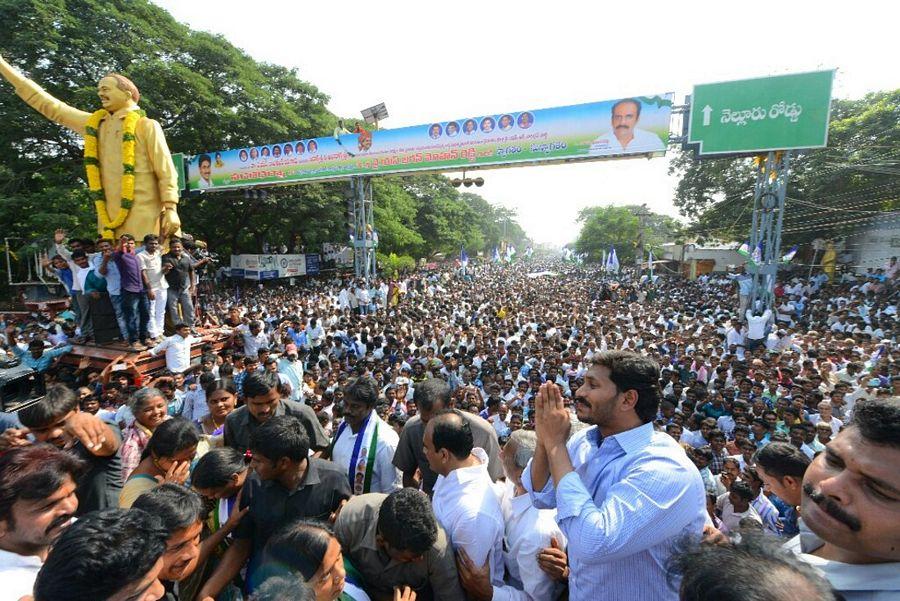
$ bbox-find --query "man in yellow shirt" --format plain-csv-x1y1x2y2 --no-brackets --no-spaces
0,53,181,242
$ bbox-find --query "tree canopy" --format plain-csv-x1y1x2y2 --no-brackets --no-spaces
574,204,679,264
668,90,900,244
0,0,526,284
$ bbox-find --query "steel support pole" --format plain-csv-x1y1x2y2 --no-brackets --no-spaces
351,176,376,288
748,151,790,313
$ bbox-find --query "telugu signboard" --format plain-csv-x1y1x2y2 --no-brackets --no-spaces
687,70,834,156
187,95,673,190
230,254,308,279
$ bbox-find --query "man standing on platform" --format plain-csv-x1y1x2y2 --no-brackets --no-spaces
524,351,708,600
139,233,168,343
53,231,94,342
162,237,195,333
112,234,149,350
142,322,200,375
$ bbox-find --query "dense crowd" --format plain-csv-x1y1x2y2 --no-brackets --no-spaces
0,238,898,601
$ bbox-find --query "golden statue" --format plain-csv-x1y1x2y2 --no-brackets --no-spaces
0,54,181,241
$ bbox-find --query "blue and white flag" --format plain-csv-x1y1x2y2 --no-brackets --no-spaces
750,242,762,266
492,246,501,262
737,241,751,257
607,246,620,273
460,247,469,267
781,245,798,263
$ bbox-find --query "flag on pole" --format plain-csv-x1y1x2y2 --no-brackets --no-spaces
750,242,762,266
525,245,533,259
737,241,751,258
505,244,516,263
460,247,469,267
781,245,798,263
601,249,607,271
492,246,501,262
607,246,620,273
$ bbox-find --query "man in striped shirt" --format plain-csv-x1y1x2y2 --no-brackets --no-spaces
525,351,708,600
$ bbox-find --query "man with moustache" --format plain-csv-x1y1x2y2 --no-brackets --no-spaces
524,351,708,600
0,445,84,600
588,98,665,155
785,397,900,600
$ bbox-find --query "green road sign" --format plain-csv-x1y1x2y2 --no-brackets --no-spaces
171,152,186,191
688,70,834,156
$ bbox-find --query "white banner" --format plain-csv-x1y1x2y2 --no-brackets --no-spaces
230,254,306,279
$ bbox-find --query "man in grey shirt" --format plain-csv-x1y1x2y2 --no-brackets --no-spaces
334,489,465,600
224,372,328,454
393,379,502,494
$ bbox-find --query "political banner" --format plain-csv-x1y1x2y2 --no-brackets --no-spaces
305,254,321,276
188,95,673,190
230,254,308,279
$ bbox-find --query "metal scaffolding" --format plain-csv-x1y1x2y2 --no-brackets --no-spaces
350,176,376,286
748,151,791,312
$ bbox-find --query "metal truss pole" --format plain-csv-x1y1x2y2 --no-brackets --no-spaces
351,176,376,287
748,151,790,313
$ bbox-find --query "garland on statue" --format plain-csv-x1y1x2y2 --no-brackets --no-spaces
84,108,145,239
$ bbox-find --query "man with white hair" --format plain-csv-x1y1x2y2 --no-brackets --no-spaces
456,429,566,601
810,401,843,436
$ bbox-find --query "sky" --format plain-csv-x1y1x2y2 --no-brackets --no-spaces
152,0,897,247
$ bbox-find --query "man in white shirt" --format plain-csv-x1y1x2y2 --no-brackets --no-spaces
746,308,772,350
138,233,168,342
425,410,504,588
785,398,900,600
235,320,269,358
716,480,763,534
330,377,401,495
143,322,198,374
809,400,843,435
306,316,325,360
456,429,565,601
588,98,665,155
0,445,81,601
277,344,305,402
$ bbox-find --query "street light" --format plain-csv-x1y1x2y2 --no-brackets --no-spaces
451,171,484,188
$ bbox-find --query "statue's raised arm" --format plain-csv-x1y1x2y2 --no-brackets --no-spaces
0,53,90,134
0,53,181,242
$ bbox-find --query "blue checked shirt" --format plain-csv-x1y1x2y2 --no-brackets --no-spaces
523,422,709,601
11,344,73,373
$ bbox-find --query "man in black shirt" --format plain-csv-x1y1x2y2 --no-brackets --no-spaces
162,237,195,329
224,371,329,454
197,415,351,599
14,385,123,515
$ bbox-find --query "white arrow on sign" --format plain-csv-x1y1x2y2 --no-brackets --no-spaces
702,105,713,126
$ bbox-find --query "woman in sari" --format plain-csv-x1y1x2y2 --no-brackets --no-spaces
119,387,170,481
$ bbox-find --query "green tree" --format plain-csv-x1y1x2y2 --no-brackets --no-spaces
0,0,530,285
575,204,676,263
669,90,900,243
